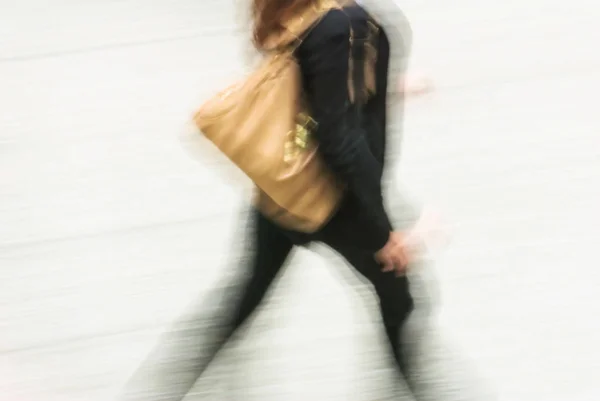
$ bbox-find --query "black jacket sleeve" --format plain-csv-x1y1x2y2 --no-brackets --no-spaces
299,14,392,251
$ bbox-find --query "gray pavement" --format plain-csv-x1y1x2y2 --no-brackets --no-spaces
1,1,599,400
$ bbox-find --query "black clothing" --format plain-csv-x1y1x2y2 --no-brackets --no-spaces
280,5,394,252
123,210,415,401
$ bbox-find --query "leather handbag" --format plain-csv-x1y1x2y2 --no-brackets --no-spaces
193,1,350,233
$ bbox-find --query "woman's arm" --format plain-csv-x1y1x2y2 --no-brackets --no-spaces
300,15,392,252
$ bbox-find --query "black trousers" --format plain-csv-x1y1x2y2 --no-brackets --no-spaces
231,210,415,370
122,209,416,401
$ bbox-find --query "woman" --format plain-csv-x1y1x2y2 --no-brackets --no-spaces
122,1,433,400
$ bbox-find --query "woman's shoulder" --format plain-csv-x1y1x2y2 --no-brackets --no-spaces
303,7,366,45
316,8,353,31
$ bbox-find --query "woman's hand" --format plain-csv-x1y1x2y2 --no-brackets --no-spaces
406,207,450,253
375,231,416,276
396,73,434,97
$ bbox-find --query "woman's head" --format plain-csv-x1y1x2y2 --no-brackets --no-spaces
251,0,318,48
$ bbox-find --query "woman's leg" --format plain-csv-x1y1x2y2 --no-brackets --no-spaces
121,210,294,401
318,229,417,386
342,246,413,371
223,210,295,331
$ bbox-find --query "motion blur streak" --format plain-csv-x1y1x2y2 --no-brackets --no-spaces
1,0,599,400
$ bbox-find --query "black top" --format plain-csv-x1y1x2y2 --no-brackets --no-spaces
278,5,397,252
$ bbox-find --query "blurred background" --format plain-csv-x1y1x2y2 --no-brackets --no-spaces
1,0,599,400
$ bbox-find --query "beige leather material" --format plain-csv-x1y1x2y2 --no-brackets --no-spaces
193,1,348,233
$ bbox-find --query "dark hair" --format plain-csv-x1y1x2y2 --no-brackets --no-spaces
251,0,318,48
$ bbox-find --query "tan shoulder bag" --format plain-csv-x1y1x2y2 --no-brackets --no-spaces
193,0,365,233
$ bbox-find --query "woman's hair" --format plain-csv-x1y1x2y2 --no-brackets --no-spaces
251,0,317,48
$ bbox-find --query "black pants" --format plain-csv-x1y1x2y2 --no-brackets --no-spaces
230,210,415,370
122,210,416,401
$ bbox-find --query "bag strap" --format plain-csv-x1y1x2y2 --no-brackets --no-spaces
339,4,379,106
279,0,378,108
